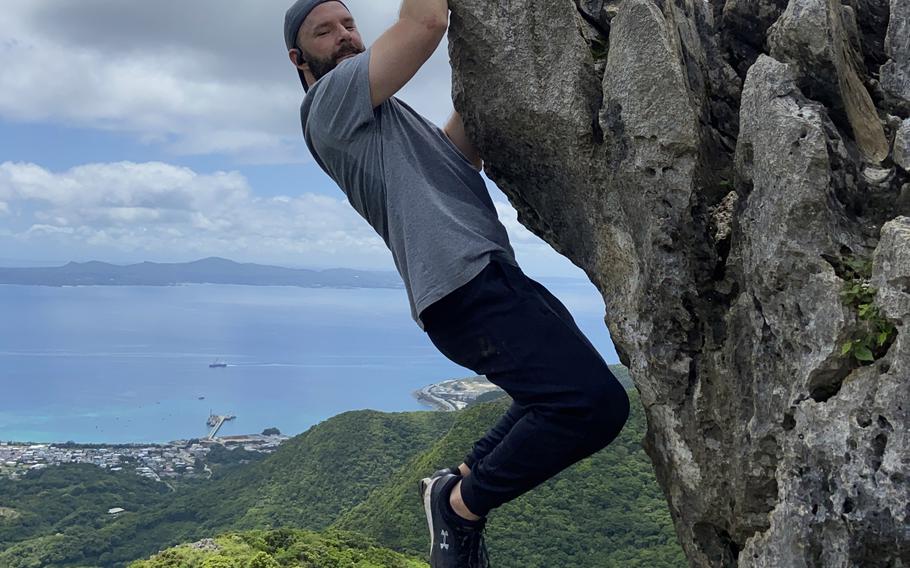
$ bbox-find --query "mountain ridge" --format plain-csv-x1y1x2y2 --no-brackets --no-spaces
0,257,405,288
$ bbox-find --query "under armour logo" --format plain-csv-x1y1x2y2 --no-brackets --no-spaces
439,529,450,550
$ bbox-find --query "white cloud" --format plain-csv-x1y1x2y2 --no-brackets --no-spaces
24,224,75,236
0,160,390,268
0,1,590,276
0,0,454,163
0,160,584,277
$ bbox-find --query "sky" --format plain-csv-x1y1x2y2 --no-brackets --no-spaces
0,0,585,278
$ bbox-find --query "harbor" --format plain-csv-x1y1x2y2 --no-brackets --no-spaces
413,375,505,411
0,412,289,481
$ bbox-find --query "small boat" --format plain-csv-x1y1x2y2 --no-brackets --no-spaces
209,359,227,368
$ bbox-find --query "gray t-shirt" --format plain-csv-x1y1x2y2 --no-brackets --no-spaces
300,45,517,330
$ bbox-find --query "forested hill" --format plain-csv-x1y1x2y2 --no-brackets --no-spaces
333,390,685,567
129,529,428,568
0,389,685,567
0,411,455,567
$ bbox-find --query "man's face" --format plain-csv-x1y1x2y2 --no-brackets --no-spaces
294,2,365,83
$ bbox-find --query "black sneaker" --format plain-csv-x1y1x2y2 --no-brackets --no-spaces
431,466,462,478
418,473,490,568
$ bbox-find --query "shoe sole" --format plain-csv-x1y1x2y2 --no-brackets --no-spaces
419,476,435,556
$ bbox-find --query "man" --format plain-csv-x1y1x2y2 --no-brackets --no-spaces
284,1,631,566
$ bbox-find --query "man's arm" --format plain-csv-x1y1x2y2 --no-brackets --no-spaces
443,110,483,172
368,0,449,108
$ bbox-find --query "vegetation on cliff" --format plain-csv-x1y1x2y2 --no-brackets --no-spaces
129,528,427,568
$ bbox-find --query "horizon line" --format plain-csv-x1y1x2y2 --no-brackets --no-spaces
0,256,589,281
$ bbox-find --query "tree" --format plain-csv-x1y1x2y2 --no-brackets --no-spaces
247,551,280,568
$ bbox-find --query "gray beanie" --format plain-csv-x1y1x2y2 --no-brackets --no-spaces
285,0,350,92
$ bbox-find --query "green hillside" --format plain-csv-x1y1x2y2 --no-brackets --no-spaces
608,363,633,388
0,464,173,566
1,383,684,567
0,410,454,567
128,528,427,568
335,390,684,567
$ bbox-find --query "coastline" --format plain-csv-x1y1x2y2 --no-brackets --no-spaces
0,433,289,481
412,375,505,411
413,364,632,412
413,384,461,411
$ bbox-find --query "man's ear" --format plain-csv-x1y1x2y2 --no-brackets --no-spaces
288,48,307,70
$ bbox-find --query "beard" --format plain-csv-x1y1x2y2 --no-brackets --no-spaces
304,43,365,81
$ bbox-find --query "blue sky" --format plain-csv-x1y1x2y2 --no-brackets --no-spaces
0,0,584,278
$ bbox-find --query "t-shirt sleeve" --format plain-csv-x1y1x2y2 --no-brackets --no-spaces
308,46,376,139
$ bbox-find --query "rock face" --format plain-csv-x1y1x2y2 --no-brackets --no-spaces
446,0,909,565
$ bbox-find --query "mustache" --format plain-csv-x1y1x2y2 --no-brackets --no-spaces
337,45,362,58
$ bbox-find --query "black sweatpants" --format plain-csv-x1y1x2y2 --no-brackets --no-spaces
420,257,630,517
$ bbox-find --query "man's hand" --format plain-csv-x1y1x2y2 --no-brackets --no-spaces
443,110,483,172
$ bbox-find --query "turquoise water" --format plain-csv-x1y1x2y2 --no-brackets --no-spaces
0,281,616,443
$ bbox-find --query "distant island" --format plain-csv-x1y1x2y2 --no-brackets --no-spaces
0,257,405,289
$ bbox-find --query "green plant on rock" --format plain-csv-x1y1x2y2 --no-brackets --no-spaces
838,256,896,363
589,36,608,61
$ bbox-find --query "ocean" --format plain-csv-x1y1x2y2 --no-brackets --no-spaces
0,280,617,444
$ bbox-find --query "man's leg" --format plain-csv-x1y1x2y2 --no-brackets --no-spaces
422,259,630,519
449,400,527,520
461,400,527,471
450,272,600,480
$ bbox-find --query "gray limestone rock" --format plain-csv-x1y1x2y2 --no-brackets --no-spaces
881,0,910,113
187,538,220,551
767,0,889,162
446,0,909,565
895,118,910,171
